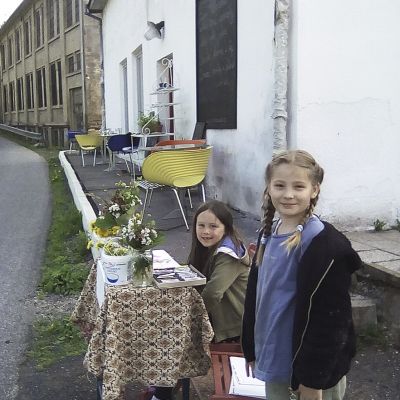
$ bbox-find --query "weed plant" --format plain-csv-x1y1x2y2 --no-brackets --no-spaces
40,157,90,294
373,219,386,232
357,324,389,350
27,317,87,370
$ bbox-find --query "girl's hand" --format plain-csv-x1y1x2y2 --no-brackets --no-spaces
298,384,322,400
248,243,257,258
245,361,255,378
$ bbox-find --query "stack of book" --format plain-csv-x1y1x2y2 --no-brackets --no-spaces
152,249,206,288
229,356,266,398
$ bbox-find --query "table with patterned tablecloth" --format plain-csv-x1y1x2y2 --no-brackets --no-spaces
71,264,214,400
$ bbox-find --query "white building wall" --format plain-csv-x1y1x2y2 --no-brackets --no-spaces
100,0,276,218
290,0,400,229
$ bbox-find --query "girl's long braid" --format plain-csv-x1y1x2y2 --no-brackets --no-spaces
282,195,318,251
256,190,276,266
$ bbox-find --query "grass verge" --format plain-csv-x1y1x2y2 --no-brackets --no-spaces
27,317,88,370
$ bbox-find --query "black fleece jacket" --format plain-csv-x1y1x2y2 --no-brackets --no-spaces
241,222,362,390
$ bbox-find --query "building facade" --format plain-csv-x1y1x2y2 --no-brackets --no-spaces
87,0,400,230
0,0,102,146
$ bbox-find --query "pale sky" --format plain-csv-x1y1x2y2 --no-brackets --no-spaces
0,1,23,26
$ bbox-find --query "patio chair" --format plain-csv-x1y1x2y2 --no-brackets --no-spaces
106,133,133,173
75,134,104,167
67,129,85,151
137,146,213,230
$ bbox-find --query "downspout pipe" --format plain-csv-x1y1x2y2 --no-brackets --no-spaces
272,0,290,154
84,6,106,130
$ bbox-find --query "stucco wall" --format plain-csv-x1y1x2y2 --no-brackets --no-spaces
101,0,275,218
290,0,400,229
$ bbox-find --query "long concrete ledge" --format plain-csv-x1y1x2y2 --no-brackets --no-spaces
59,150,99,259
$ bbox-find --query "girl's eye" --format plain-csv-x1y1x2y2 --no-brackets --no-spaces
274,183,284,188
197,223,205,228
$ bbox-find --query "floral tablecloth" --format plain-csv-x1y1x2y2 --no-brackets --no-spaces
71,263,214,400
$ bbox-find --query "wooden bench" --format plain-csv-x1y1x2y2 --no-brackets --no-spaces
209,343,255,400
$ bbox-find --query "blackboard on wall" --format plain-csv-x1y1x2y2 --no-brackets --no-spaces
196,0,237,129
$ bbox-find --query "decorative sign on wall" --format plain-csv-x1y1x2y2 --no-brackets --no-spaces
196,0,237,129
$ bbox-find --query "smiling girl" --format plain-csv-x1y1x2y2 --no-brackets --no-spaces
241,150,362,400
188,200,250,343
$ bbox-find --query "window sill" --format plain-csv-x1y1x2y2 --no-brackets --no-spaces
66,70,81,77
64,23,80,34
48,35,60,44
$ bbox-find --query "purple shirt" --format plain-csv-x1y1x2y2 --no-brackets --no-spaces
254,215,324,383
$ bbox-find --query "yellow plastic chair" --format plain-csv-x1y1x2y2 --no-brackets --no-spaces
137,146,213,230
75,134,104,167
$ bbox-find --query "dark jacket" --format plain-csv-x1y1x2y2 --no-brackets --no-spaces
241,222,362,390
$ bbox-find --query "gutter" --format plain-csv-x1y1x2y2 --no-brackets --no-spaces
84,6,106,130
272,0,290,154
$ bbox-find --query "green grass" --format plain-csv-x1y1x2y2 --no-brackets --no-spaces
357,324,389,349
27,317,87,370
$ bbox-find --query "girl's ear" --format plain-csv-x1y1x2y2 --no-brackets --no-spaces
311,184,320,199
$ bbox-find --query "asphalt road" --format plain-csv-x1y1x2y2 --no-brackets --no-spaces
0,137,51,399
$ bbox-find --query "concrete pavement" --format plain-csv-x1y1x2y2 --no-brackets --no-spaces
60,150,400,274
60,150,400,399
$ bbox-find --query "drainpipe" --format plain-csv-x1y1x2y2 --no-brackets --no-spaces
84,6,106,130
272,0,290,154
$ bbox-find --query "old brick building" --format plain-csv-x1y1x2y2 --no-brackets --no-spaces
0,0,102,146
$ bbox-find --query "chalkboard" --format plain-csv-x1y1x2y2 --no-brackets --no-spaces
196,0,237,129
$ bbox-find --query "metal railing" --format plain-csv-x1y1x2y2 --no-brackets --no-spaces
0,124,43,141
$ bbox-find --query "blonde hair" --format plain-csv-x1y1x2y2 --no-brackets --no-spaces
256,150,324,266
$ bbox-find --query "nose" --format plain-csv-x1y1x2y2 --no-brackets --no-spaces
283,188,294,199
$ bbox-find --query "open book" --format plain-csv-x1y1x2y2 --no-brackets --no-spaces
152,249,206,288
229,356,266,399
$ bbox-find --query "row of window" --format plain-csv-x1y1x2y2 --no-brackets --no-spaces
0,0,80,71
3,60,63,112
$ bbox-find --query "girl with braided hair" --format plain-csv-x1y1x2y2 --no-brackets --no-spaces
241,150,361,400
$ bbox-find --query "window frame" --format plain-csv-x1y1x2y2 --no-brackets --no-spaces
34,5,44,49
15,27,22,63
17,77,24,111
36,66,47,108
25,72,34,110
9,81,16,111
50,60,63,106
47,0,60,40
24,17,32,57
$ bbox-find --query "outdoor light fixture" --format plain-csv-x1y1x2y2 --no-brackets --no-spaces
144,21,165,40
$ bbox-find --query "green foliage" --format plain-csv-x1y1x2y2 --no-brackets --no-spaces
137,112,162,132
373,219,386,232
392,219,400,232
27,317,87,370
41,260,89,294
357,324,389,349
40,157,90,294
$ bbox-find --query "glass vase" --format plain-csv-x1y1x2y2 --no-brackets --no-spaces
131,250,153,287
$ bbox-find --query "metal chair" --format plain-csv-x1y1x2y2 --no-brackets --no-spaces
106,133,133,172
137,146,213,230
67,130,85,151
75,134,104,167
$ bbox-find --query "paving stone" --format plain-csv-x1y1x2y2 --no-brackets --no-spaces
358,250,400,264
375,260,400,274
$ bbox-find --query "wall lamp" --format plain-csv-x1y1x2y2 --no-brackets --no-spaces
144,21,165,40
